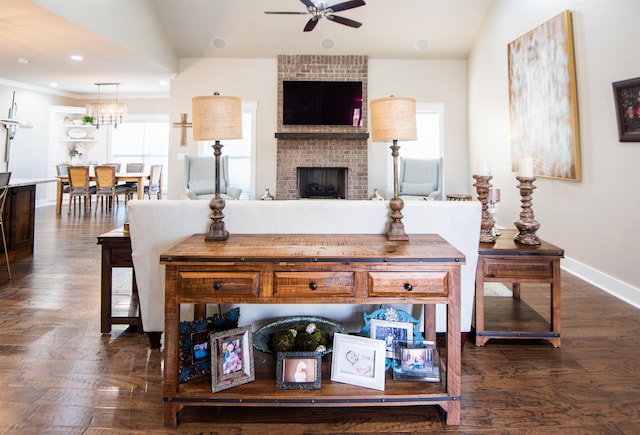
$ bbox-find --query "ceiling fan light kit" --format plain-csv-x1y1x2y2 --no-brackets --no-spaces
265,0,365,32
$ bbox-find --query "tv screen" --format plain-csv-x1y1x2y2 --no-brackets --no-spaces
283,81,363,126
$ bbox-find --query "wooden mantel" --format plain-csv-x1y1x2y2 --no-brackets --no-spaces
275,132,369,140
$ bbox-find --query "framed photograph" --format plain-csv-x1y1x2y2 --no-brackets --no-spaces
508,10,582,180
276,351,322,390
369,318,413,358
612,77,640,142
210,325,255,393
330,333,386,391
392,342,441,383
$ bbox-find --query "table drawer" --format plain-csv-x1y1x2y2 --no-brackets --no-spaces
108,246,133,266
273,272,355,298
368,271,448,297
178,271,260,297
482,257,555,280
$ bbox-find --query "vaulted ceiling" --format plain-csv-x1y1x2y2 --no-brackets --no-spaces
0,0,490,96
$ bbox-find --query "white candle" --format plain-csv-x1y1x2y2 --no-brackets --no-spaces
477,158,491,176
519,157,534,178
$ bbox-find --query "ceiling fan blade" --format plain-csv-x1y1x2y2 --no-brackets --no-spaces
328,0,365,13
264,11,310,15
304,17,320,32
299,0,316,9
326,14,362,28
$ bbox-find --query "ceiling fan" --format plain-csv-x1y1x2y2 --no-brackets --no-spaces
265,0,366,32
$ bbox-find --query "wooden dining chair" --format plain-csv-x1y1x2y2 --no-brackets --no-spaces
0,172,12,279
67,166,92,214
94,165,117,213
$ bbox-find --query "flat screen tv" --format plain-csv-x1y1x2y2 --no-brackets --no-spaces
282,80,363,126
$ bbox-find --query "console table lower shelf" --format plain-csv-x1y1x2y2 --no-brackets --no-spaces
165,350,457,425
161,234,464,427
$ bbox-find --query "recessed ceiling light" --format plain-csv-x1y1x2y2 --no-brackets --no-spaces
211,37,228,49
70,54,83,61
414,39,429,51
321,37,335,49
49,83,58,87
17,58,30,64
159,80,169,86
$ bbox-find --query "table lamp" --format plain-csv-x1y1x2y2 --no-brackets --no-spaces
192,92,242,241
370,96,417,241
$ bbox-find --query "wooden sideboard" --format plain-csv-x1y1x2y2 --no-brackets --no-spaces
161,233,464,427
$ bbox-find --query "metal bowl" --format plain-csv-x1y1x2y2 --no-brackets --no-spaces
252,316,347,356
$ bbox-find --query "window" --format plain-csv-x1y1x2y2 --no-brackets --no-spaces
198,102,257,200
110,114,170,193
400,103,444,160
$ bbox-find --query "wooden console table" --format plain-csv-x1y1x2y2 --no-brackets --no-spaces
161,233,465,427
474,229,564,347
96,228,140,334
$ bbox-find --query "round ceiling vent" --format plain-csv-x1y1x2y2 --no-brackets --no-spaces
414,39,429,51
212,37,228,49
321,37,335,49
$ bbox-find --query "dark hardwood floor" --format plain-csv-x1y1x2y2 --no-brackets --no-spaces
1,203,639,434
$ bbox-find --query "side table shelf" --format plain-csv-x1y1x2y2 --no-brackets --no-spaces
474,229,564,347
160,234,465,427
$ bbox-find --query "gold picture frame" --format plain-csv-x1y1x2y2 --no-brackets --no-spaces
508,10,582,181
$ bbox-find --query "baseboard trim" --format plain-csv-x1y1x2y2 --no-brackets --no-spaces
562,256,640,309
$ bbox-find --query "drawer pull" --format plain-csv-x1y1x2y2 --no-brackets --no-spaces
404,283,413,291
213,282,222,290
309,282,318,291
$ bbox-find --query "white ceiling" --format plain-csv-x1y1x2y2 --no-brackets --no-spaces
0,0,491,97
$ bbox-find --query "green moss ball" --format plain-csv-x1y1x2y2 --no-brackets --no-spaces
269,329,296,352
295,332,319,351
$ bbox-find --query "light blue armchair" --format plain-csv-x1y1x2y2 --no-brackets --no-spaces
184,155,242,200
391,157,443,201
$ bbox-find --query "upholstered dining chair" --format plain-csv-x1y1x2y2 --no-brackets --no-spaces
67,165,92,214
94,165,117,213
122,162,145,195
143,164,163,199
56,164,70,195
0,172,11,279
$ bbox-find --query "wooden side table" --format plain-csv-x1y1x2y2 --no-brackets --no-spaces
474,229,564,347
96,228,141,333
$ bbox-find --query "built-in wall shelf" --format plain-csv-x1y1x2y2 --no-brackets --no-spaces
275,132,369,140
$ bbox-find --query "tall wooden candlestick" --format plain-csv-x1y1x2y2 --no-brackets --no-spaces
473,174,496,243
514,176,540,245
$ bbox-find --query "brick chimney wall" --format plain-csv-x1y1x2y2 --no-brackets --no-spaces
275,55,369,200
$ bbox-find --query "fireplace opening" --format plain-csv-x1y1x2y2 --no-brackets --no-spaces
297,167,347,199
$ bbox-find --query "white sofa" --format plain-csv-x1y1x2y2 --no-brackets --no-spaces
127,200,481,347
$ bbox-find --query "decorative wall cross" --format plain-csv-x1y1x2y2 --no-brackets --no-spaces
172,113,192,146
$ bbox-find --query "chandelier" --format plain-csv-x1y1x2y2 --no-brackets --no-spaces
85,82,127,128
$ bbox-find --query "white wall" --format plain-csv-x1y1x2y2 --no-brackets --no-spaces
0,85,76,204
168,58,470,199
468,0,640,303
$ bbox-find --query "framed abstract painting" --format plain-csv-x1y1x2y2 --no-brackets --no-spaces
508,10,582,181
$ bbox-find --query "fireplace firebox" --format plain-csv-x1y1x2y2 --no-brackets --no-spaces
297,167,347,199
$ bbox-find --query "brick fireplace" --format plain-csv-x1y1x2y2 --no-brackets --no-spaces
275,55,369,200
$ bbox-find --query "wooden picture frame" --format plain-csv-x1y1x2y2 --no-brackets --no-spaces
276,351,322,390
330,333,386,391
210,325,255,393
369,318,413,358
612,77,640,142
508,10,582,180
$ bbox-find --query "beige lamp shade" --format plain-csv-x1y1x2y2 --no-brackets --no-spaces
192,94,243,141
370,96,417,142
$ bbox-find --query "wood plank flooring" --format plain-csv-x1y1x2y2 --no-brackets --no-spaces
1,204,640,434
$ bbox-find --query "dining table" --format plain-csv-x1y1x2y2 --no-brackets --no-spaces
55,171,149,215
